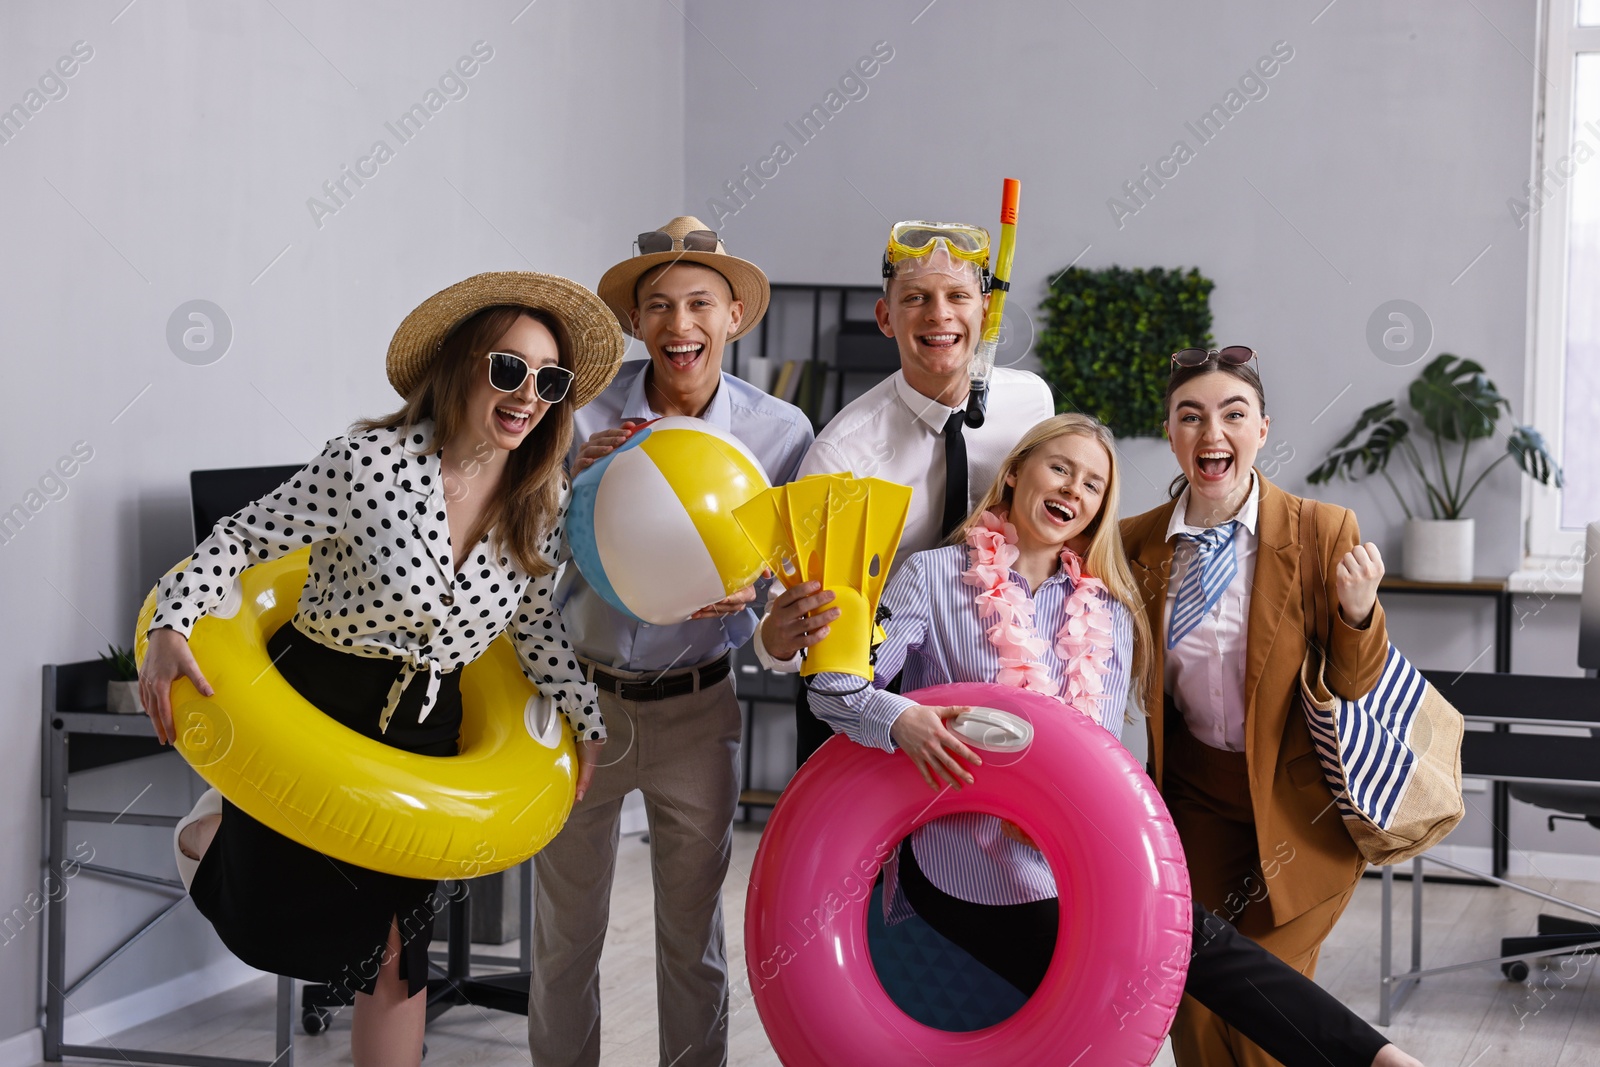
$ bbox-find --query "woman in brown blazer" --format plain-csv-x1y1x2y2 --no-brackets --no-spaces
1119,348,1389,1067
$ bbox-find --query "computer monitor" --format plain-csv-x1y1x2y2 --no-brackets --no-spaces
1581,522,1600,675
188,464,301,546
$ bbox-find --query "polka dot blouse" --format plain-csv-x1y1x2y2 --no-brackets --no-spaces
150,420,604,741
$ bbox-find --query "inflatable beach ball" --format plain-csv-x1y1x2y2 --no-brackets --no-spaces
569,416,771,625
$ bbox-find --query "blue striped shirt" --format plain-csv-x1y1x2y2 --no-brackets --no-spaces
809,543,1133,919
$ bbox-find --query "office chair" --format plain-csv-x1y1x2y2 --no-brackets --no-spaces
1497,784,1600,980
1497,521,1600,981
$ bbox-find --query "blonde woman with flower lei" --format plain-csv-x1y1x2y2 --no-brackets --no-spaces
808,413,1422,1067
809,414,1145,982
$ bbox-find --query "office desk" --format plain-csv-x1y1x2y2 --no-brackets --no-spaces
1377,576,1513,675
1379,575,1516,875
42,658,294,1066
1376,670,1600,1024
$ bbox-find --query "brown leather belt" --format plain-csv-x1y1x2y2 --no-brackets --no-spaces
584,655,731,703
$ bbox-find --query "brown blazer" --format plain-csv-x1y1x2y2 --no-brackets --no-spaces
1119,475,1389,926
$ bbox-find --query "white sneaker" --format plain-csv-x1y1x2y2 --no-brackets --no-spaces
173,788,222,892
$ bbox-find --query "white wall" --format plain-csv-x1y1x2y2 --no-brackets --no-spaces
683,0,1539,564
0,0,683,1048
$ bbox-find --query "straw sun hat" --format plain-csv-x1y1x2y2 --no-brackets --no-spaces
596,215,770,342
386,271,625,406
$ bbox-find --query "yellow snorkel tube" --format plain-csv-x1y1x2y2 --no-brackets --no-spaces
966,177,1020,429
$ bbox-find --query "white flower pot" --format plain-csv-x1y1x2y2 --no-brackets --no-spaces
107,679,143,715
1402,518,1475,583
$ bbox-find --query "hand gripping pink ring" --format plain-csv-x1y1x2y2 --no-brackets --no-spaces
746,683,1192,1066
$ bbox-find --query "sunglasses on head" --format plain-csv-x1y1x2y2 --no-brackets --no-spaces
483,351,575,402
1171,345,1257,369
637,229,719,255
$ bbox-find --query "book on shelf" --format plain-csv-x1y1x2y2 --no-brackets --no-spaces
794,360,823,415
741,354,773,394
771,359,799,402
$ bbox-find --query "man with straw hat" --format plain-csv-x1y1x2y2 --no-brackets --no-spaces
528,217,812,1067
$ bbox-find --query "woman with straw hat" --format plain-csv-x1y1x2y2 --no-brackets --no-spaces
137,271,623,1067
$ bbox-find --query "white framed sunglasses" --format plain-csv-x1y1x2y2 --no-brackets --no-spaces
482,351,575,402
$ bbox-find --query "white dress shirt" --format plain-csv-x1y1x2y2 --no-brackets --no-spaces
798,367,1054,569
151,421,603,740
1162,471,1261,752
752,366,1054,669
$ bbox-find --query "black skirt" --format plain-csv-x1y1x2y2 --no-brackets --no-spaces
188,621,463,997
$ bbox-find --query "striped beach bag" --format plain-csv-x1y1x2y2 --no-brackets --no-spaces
1297,503,1464,866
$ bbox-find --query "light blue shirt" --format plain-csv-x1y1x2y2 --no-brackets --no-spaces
808,542,1133,918
555,359,813,670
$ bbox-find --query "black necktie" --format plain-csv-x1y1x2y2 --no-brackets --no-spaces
940,409,969,538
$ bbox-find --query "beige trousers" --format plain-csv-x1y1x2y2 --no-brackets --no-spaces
527,676,742,1067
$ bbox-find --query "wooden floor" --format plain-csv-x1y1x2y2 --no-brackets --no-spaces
44,826,1600,1066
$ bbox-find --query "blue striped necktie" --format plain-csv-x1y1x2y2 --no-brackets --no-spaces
1167,521,1241,649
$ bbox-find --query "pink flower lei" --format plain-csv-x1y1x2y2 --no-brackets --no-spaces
960,509,1115,715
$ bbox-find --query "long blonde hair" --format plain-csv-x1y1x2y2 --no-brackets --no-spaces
354,306,574,578
949,413,1152,716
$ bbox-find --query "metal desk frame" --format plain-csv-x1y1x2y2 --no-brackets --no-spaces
1379,850,1600,1024
42,661,294,1066
1377,671,1600,1024
42,658,539,1062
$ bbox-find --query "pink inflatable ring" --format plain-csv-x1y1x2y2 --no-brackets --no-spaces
746,682,1192,1066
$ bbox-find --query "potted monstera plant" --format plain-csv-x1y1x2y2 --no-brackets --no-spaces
1308,353,1562,582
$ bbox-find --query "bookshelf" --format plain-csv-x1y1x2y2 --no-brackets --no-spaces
726,283,898,431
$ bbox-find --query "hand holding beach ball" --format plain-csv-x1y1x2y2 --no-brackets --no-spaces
568,417,772,625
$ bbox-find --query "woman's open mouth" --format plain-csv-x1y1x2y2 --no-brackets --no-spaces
495,406,531,434
1043,499,1076,527
1196,450,1234,480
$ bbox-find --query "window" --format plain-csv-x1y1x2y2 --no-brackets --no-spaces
1522,0,1600,587
1562,56,1600,530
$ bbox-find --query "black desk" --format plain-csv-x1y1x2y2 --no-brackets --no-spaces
1379,576,1516,875
1378,577,1513,674
1377,670,1600,1024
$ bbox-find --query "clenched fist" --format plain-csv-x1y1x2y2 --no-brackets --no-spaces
1335,542,1384,628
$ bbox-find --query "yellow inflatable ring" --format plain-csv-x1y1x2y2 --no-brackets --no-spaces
135,549,576,880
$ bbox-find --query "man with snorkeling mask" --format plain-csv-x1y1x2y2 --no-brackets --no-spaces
750,220,1053,762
